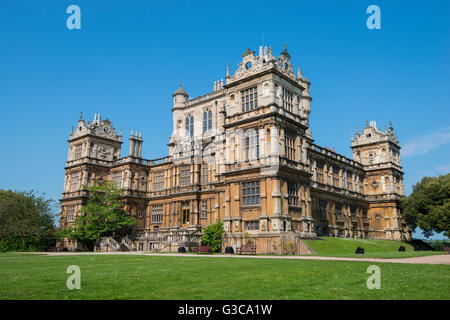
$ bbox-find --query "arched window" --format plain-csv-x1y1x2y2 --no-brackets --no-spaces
203,109,212,133
185,114,194,137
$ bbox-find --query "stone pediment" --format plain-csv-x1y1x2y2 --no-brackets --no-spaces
227,45,298,85
352,121,399,146
70,113,121,142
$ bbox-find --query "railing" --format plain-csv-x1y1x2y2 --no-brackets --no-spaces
120,236,135,251
310,144,363,169
185,89,226,107
150,156,171,165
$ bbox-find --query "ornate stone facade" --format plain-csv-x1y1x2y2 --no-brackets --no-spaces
59,46,411,253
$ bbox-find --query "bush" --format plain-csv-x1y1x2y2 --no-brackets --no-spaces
200,220,224,252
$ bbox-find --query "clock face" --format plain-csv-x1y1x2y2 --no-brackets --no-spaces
366,133,371,138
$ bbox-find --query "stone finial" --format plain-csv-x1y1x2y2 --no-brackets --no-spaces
281,43,290,59
71,126,73,136
242,48,254,58
226,64,230,78
79,112,83,121
297,65,302,78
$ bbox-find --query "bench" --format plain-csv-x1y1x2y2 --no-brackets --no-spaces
194,245,212,254
236,245,256,255
444,244,450,254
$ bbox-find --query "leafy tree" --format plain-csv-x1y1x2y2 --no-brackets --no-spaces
400,173,450,238
200,220,224,252
57,180,137,250
0,190,56,251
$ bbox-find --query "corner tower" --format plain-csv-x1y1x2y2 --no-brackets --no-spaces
351,121,410,241
61,113,122,228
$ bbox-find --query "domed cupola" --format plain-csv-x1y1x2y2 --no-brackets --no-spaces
172,83,189,109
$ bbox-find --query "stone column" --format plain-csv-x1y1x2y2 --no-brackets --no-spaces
270,125,279,158
272,178,282,215
259,127,265,160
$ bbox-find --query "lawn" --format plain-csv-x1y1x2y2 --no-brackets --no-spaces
303,237,445,259
0,253,449,299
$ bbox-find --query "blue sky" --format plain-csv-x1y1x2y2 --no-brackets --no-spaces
0,1,448,239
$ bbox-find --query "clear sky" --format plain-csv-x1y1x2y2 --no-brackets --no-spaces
0,1,448,239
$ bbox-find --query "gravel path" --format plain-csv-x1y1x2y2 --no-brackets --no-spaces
17,251,450,265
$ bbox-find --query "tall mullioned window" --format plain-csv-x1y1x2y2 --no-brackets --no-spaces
74,144,82,160
347,171,353,191
241,87,258,112
201,200,208,219
112,172,122,188
288,182,299,206
151,205,163,223
282,87,293,112
201,163,208,185
335,203,342,215
350,205,357,217
332,167,339,187
203,109,212,133
316,163,324,184
185,114,194,137
243,129,259,161
319,200,327,220
242,181,260,205
71,172,80,192
66,205,76,222
181,166,190,186
182,202,190,224
153,170,165,191
284,132,296,161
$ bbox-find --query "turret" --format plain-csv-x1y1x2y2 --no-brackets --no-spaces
172,83,188,108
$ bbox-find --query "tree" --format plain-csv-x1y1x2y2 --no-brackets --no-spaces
58,180,137,250
0,190,56,251
200,220,224,252
400,173,450,238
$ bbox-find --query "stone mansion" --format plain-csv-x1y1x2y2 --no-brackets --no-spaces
59,45,411,253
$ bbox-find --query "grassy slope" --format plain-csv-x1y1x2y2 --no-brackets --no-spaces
303,237,445,258
0,253,449,300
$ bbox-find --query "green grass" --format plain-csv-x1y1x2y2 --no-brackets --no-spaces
0,253,449,299
303,237,445,259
